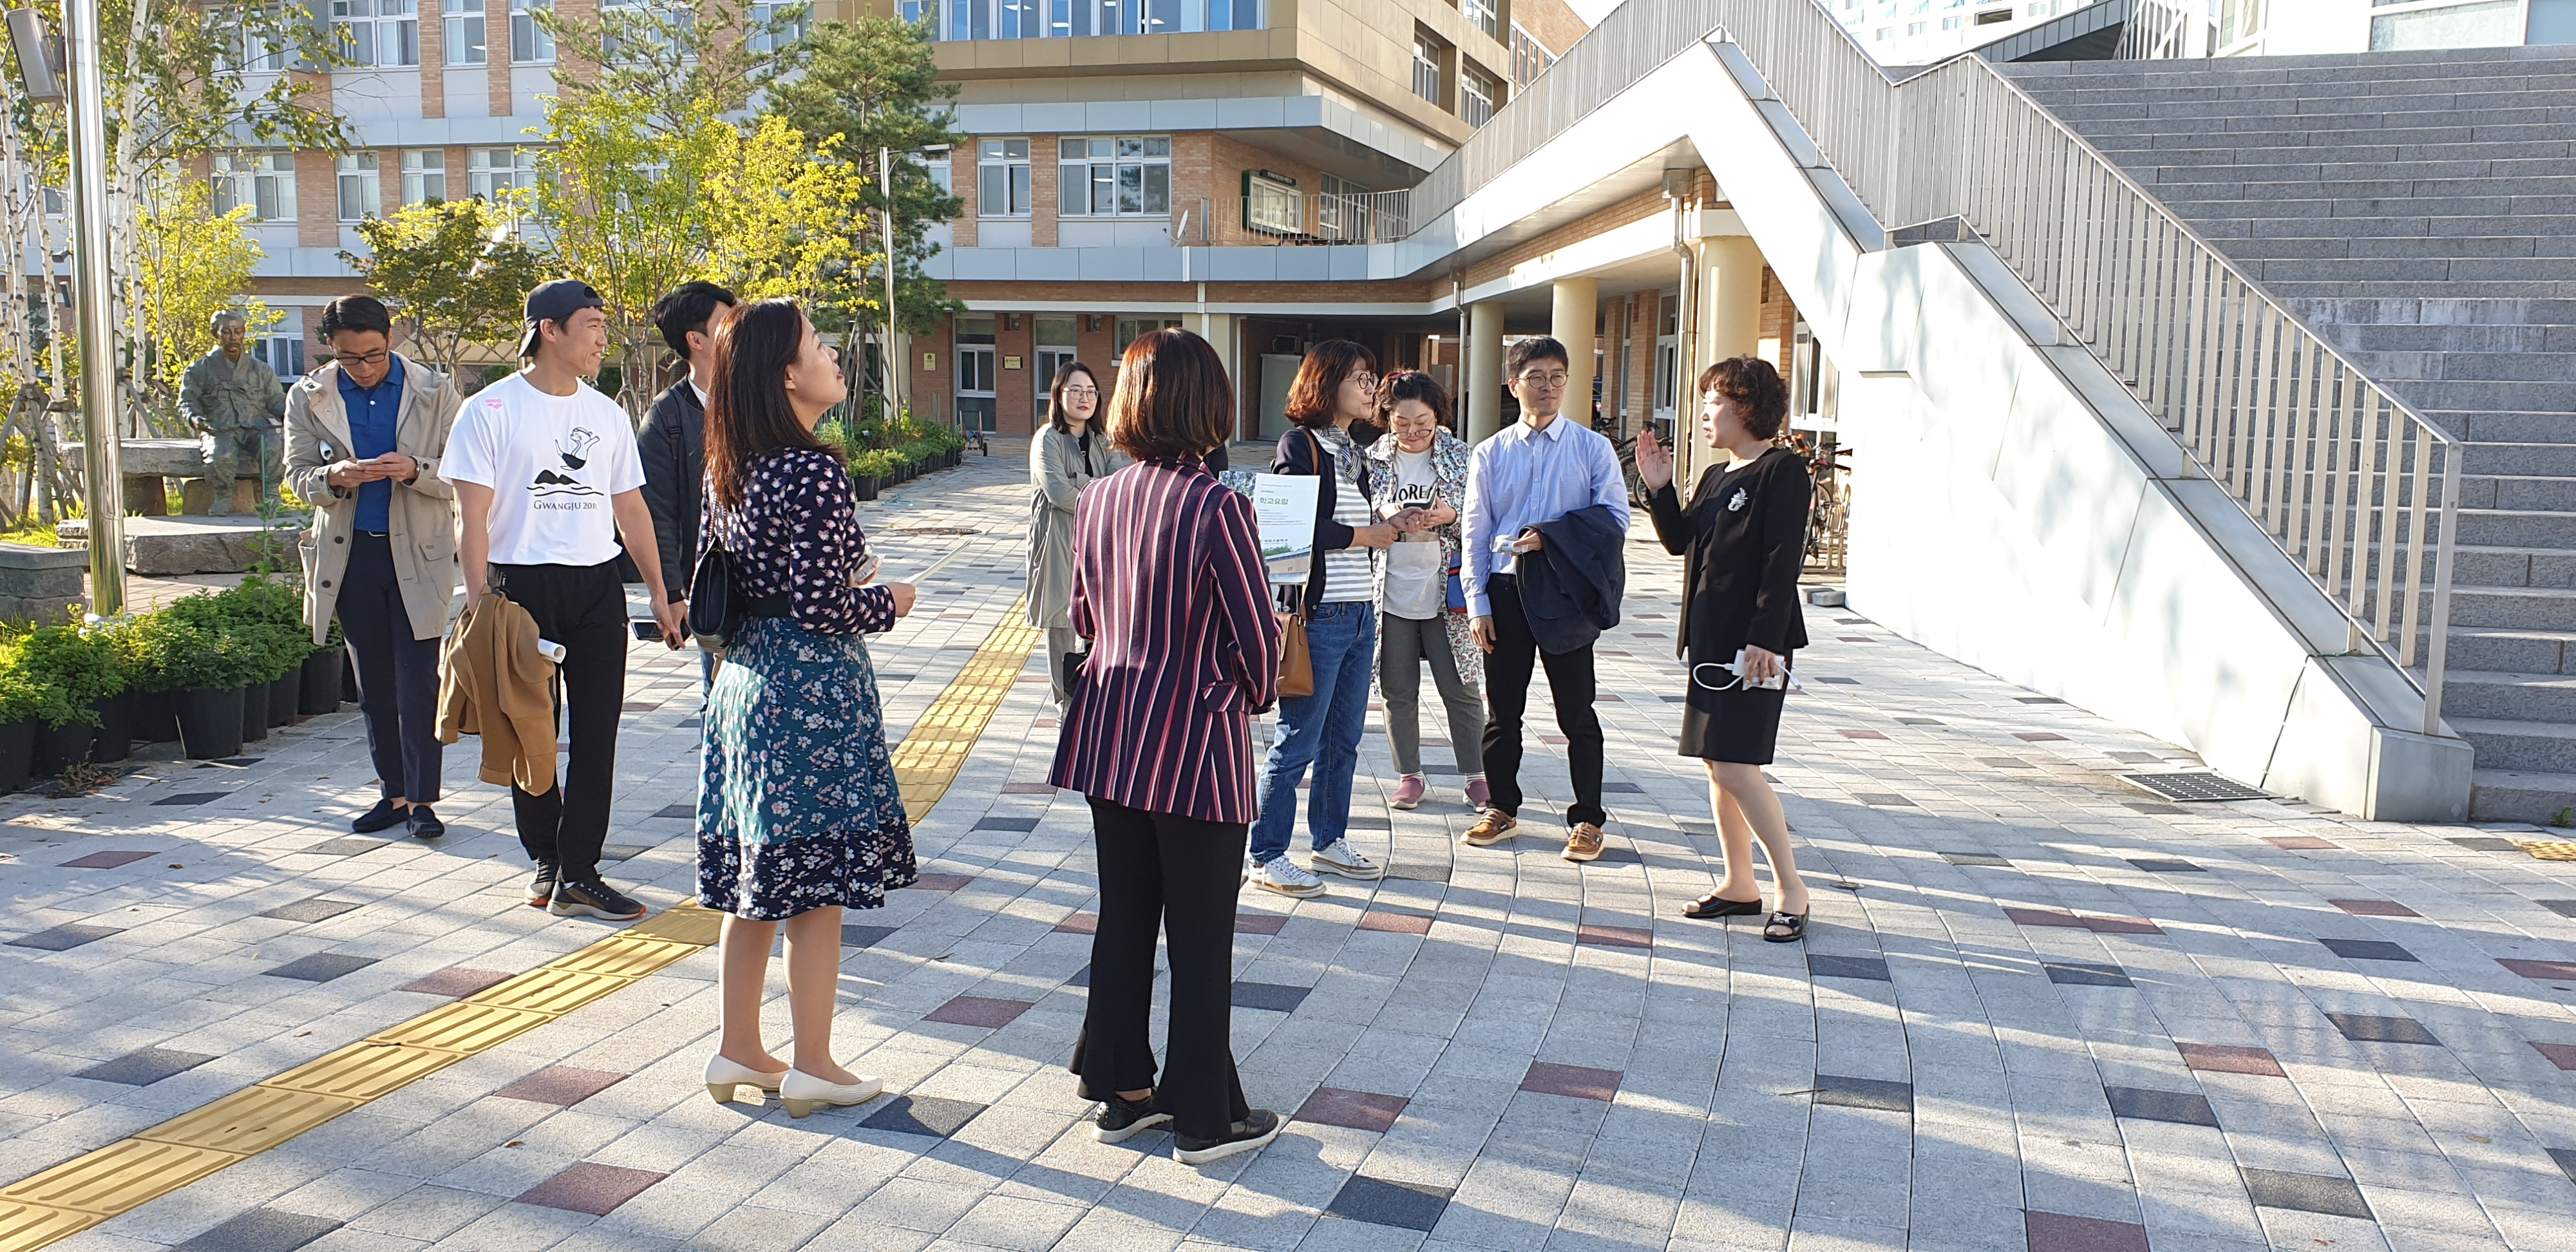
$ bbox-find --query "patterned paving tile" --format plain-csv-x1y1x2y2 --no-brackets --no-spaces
305,837,393,857
2023,1210,2150,1252
399,968,515,998
909,873,976,891
2239,1167,2373,1219
1808,954,1892,982
862,1095,986,1138
975,815,1042,832
2499,958,2576,982
1855,792,1916,806
1520,1062,1622,1101
1053,912,1099,934
1942,851,2012,867
5,922,123,951
2549,1147,2576,1185
1294,1086,1409,1133
2539,900,2576,919
1233,982,1312,1013
2318,937,2418,962
652,804,694,819
516,1162,667,1216
1234,914,1288,936
1325,1175,1452,1231
2105,1085,2219,1127
2178,1043,2287,1077
170,1209,343,1251
2266,835,2340,849
1000,782,1057,794
2330,898,2420,916
2450,837,2523,852
494,1066,627,1106
1814,1074,1914,1113
924,995,1036,1029
74,1047,219,1086
843,924,898,948
2531,1041,2576,1070
2045,962,2134,987
258,897,365,924
150,792,231,806
264,953,379,983
1357,910,1432,934
59,849,155,869
1576,923,1652,949
2124,857,2202,872
2325,1013,2441,1045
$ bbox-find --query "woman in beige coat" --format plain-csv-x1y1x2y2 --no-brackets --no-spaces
283,296,464,839
1028,360,1131,712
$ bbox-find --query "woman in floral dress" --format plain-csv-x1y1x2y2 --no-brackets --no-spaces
695,299,922,1118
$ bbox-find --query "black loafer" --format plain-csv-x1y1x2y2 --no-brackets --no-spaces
1173,1108,1282,1165
1093,1094,1172,1144
351,798,408,833
406,805,445,839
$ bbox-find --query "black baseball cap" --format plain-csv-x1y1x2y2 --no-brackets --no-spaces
518,278,607,357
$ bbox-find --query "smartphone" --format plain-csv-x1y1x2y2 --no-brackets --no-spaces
631,620,662,641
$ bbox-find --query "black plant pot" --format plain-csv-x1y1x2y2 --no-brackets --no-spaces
854,476,882,502
301,652,342,715
240,679,270,743
0,719,33,792
33,719,93,777
343,648,360,702
93,692,132,763
268,671,299,726
177,687,246,761
131,688,180,743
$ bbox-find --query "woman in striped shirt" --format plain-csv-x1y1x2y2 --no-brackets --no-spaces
1246,341,1399,898
1047,327,1288,1165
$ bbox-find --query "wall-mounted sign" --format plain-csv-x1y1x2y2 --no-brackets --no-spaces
1244,169,1299,236
1002,355,1021,370
921,352,937,370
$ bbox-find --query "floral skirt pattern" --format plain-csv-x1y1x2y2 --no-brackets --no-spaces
697,616,916,920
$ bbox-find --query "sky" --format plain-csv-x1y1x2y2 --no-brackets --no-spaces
1567,0,1627,23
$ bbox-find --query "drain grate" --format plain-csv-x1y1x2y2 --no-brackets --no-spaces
2121,772,2269,802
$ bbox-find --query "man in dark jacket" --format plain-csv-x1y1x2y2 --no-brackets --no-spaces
636,281,735,689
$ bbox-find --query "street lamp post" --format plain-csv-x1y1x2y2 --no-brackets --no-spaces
63,0,122,616
878,146,902,426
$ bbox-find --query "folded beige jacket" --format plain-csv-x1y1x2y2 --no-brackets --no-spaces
435,592,559,795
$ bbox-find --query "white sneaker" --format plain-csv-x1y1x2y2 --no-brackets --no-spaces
1251,855,1326,898
1309,839,1383,880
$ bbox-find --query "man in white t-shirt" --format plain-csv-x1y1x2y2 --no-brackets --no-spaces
445,278,685,922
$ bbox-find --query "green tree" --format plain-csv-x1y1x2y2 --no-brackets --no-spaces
710,120,879,315
127,176,276,409
344,198,554,381
536,0,809,135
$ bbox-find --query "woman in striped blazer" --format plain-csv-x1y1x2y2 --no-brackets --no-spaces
1048,327,1287,1166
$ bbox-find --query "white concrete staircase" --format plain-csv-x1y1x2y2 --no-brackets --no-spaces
2002,45,2576,822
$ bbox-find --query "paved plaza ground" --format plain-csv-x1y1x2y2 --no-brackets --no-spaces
5,442,2576,1252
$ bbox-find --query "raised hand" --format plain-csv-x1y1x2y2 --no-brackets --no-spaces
1636,426,1674,491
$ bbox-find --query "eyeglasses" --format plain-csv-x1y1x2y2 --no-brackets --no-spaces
1347,372,1381,391
1061,386,1099,400
1517,372,1571,390
332,350,390,368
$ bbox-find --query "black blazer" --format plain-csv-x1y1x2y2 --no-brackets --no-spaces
1647,448,1812,662
1521,504,1626,654
637,380,706,600
1273,426,1370,613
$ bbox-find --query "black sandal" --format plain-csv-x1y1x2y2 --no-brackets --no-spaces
1762,910,1810,943
1683,894,1765,920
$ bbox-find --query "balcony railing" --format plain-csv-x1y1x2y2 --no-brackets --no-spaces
1394,0,2460,733
1170,191,1412,247
911,0,1263,40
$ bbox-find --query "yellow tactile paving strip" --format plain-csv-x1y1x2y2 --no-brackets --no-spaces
0,603,1037,1251
892,596,1041,822
2521,840,2576,862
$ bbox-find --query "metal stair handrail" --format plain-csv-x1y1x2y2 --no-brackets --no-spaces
1410,0,2458,735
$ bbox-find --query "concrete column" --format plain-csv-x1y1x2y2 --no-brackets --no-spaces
1466,300,1505,443
1703,237,1764,365
1549,276,1599,427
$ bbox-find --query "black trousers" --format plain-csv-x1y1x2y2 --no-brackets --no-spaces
491,560,627,882
1071,797,1251,1141
338,532,442,804
1481,574,1607,828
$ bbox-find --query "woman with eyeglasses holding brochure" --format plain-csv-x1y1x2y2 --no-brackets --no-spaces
1633,356,1813,944
1030,361,1132,714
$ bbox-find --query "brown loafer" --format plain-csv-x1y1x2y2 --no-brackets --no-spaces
1461,808,1518,847
1561,822,1605,862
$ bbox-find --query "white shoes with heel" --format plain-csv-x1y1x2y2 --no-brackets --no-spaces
779,1068,884,1119
703,1054,789,1105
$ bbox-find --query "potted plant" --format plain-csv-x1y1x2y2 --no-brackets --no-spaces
849,448,898,500
222,576,308,730
162,592,267,755
301,621,345,716
19,624,119,776
0,664,38,792
108,613,187,744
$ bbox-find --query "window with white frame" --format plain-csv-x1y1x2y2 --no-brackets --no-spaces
401,149,446,205
1316,173,1368,241
749,1,806,52
443,0,487,61
337,153,382,220
1461,0,1499,39
469,147,536,199
601,0,690,60
1056,136,1170,216
332,0,419,66
918,147,954,197
229,13,289,71
1508,22,1553,88
1460,64,1499,127
511,0,553,62
213,153,296,221
1412,35,1443,107
977,138,1031,217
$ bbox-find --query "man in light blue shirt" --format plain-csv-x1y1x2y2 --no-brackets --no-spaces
1459,336,1630,860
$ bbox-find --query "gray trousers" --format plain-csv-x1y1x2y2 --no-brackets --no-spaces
1379,612,1485,778
1046,625,1081,710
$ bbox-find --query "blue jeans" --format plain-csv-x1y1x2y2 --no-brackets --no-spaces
1250,601,1376,864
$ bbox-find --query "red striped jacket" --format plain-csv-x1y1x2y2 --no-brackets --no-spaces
1048,457,1282,823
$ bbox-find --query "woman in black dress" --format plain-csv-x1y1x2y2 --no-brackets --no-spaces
1635,356,1813,943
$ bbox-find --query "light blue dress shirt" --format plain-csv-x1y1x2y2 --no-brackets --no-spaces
1460,416,1631,617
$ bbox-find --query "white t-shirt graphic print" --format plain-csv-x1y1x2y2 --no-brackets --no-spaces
441,374,645,567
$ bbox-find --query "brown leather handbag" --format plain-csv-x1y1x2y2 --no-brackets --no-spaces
1276,428,1327,697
